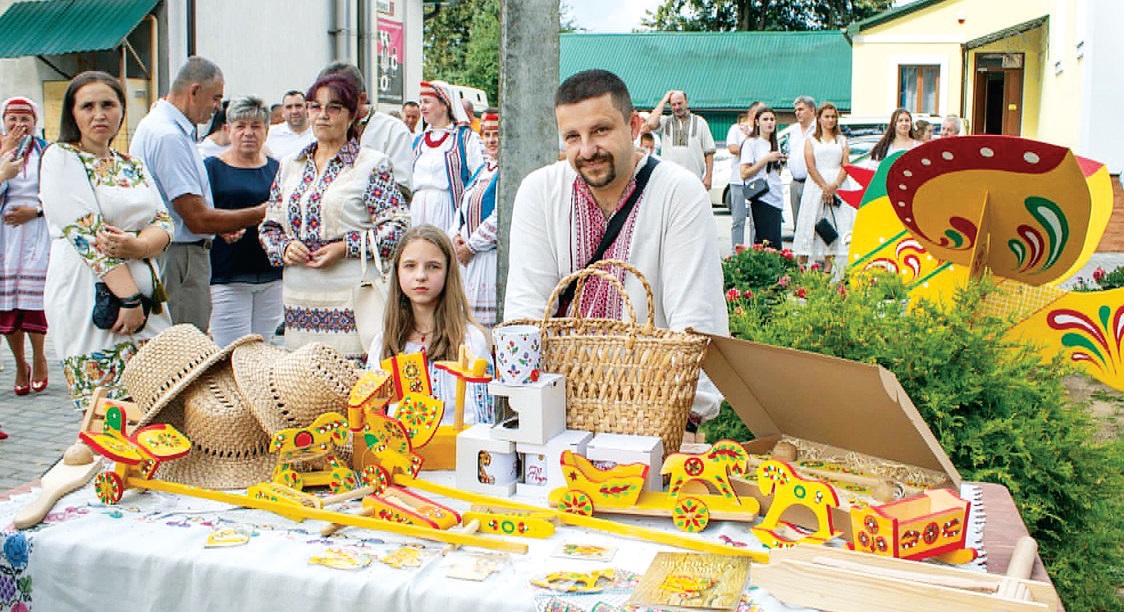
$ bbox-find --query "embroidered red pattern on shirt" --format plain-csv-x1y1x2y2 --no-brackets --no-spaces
570,173,641,320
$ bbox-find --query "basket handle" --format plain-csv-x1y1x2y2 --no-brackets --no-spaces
582,260,656,328
544,268,638,332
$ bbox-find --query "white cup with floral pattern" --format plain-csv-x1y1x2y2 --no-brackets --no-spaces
493,325,542,386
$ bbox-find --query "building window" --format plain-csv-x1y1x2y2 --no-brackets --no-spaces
899,65,939,115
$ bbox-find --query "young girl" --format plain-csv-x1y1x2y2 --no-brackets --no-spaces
367,224,491,423
870,108,920,163
739,106,786,248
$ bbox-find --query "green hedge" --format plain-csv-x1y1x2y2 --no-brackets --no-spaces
705,247,1124,610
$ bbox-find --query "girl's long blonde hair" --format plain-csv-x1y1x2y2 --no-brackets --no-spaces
380,225,478,362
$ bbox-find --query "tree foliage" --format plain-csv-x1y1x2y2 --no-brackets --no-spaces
423,1,580,106
641,0,896,31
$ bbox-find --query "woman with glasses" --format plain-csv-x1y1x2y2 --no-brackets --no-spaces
259,74,410,359
410,80,483,233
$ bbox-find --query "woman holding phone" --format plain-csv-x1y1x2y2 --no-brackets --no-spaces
1,97,51,398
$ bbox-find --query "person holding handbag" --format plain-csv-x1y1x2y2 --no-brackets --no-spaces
739,107,786,249
792,102,851,274
38,71,174,410
258,73,410,360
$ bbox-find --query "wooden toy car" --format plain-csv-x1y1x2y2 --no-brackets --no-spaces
80,404,191,504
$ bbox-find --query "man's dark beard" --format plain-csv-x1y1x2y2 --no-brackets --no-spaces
575,152,615,188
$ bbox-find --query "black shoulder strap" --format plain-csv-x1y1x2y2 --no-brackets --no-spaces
556,155,660,316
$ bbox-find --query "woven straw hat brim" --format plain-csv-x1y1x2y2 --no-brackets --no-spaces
231,341,361,436
148,361,275,489
132,332,265,429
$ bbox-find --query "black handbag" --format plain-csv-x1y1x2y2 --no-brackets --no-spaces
92,283,152,331
743,177,768,202
814,203,839,245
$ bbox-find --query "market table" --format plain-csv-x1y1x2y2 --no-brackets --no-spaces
0,474,1058,612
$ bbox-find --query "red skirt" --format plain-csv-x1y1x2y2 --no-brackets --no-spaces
0,309,48,334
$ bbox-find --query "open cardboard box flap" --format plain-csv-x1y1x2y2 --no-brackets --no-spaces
699,332,962,487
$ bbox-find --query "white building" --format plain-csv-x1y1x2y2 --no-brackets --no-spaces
0,0,424,147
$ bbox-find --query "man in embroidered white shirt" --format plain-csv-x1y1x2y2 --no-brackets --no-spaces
644,90,716,190
504,69,728,424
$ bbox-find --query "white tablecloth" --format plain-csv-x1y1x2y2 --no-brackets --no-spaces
0,473,985,612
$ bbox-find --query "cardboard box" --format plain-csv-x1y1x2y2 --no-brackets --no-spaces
699,332,962,537
489,373,566,445
585,433,664,492
515,429,594,496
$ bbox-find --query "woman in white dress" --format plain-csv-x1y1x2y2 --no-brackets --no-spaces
1,97,51,397
410,80,483,233
39,72,175,409
258,73,410,360
792,102,851,274
453,112,499,329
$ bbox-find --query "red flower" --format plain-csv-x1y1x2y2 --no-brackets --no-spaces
1093,267,1107,283
795,287,807,299
781,248,795,260
777,275,790,288
837,284,848,296
734,244,748,254
809,262,822,272
742,289,755,299
726,288,740,302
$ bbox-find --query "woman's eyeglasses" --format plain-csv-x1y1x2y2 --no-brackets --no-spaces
305,102,346,117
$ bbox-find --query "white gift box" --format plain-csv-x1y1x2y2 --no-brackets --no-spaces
514,429,594,497
455,424,517,497
585,433,664,492
488,373,566,445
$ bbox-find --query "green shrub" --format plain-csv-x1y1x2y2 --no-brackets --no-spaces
714,251,1124,610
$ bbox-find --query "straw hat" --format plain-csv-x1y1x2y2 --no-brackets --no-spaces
152,361,275,489
231,341,362,436
123,325,263,428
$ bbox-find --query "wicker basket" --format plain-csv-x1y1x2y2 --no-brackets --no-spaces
503,260,710,456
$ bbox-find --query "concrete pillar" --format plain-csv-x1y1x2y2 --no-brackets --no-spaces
496,0,559,322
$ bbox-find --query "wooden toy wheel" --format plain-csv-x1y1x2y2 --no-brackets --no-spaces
94,471,124,505
328,467,360,494
672,496,710,532
558,490,594,516
360,465,390,495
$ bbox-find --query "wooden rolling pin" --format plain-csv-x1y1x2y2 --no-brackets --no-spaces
997,536,1038,601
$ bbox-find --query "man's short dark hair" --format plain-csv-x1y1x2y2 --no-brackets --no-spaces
555,69,633,120
282,90,304,101
402,100,419,109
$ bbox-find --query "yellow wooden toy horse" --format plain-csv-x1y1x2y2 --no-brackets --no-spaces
269,412,358,493
661,439,750,502
751,459,842,548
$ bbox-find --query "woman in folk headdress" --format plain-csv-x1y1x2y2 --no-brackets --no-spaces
1,96,51,398
410,80,484,233
452,112,499,329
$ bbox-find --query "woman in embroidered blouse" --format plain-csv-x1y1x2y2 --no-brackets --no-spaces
410,80,483,233
259,74,409,359
452,112,499,329
1,97,51,397
39,71,174,409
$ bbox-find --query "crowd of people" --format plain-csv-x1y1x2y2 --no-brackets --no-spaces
0,58,963,440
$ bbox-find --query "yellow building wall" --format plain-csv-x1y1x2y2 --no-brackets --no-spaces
851,0,1054,122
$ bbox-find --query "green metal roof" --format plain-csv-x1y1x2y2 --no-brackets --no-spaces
850,0,947,33
560,31,852,112
0,0,158,59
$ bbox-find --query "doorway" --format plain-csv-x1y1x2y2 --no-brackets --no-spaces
971,53,1024,136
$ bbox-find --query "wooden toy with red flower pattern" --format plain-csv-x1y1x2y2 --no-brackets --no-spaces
380,351,432,401
269,412,358,493
359,485,461,530
420,345,493,470
662,439,751,502
548,449,759,533
750,459,842,548
461,506,557,538
80,404,191,504
848,488,978,564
